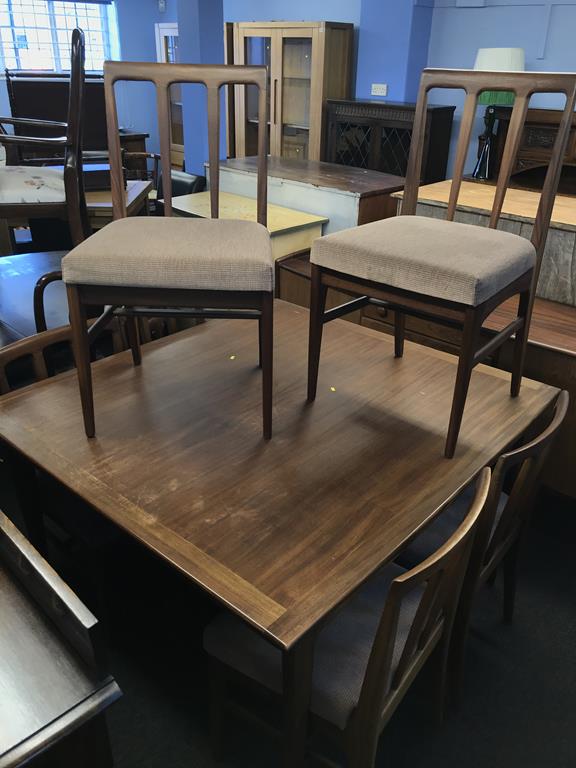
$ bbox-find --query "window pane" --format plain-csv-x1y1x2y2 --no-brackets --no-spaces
0,0,117,71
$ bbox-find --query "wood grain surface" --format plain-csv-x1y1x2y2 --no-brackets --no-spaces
0,301,557,649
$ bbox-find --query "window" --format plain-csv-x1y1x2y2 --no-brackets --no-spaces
0,1,120,72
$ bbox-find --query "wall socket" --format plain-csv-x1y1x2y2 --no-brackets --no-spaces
371,83,388,97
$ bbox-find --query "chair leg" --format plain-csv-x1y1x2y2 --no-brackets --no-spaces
445,309,482,459
307,264,328,402
258,315,263,369
394,310,405,359
261,293,273,440
67,284,95,438
502,540,520,623
510,290,531,397
125,315,142,366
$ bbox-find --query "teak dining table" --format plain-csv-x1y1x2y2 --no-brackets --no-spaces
0,301,558,766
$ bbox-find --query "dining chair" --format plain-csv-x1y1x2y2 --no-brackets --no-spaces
0,28,90,254
307,69,576,458
396,389,569,694
62,61,273,439
203,468,491,768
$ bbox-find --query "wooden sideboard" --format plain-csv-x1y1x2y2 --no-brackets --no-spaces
480,105,576,194
324,99,455,183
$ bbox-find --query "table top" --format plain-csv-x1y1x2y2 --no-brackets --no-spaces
0,301,557,649
218,157,405,198
170,191,328,235
393,179,576,231
87,179,152,216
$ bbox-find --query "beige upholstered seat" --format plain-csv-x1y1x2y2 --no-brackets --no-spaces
0,165,65,204
62,217,274,292
311,215,536,307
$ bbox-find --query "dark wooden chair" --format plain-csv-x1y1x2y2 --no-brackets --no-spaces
0,511,120,768
203,468,491,768
0,28,90,255
308,69,576,458
62,61,273,439
396,389,569,694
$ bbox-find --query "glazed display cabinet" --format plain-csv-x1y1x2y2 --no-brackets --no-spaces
231,21,353,161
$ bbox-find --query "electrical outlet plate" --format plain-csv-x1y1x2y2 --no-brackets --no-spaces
371,83,388,97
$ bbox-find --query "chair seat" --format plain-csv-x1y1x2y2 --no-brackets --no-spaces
203,563,422,731
62,217,274,292
396,485,508,570
311,215,536,306
0,165,65,204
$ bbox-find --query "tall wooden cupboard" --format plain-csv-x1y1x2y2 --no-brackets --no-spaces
231,21,353,161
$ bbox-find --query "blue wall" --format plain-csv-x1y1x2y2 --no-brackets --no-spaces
427,0,576,172
222,0,361,24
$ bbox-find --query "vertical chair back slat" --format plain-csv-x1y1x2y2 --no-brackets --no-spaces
446,91,479,222
103,61,268,226
400,69,576,273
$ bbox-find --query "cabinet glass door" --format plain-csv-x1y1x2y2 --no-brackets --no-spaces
242,33,272,155
155,23,184,168
280,35,312,160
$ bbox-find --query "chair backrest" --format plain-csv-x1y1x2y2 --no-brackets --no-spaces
476,389,569,580
402,69,576,278
103,61,268,225
0,325,75,394
65,28,86,167
354,467,491,742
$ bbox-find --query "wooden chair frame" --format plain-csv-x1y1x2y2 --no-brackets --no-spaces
447,389,569,695
308,69,576,458
209,469,491,768
66,60,273,439
0,28,90,250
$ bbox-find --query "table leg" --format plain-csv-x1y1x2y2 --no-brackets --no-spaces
282,633,314,768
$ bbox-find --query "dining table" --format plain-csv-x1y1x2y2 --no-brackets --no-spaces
0,300,559,767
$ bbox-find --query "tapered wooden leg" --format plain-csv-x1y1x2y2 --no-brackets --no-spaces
394,310,405,358
502,540,520,623
261,293,273,440
510,290,531,397
125,315,142,366
282,634,314,768
445,309,482,459
258,316,263,369
307,264,328,402
67,284,95,438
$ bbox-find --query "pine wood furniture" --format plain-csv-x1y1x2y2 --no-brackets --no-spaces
477,104,576,191
231,21,354,161
0,300,559,767
393,179,576,307
64,61,274,440
0,512,120,768
397,390,568,696
170,189,327,261
325,98,455,183
211,156,404,233
205,469,490,768
0,29,90,254
308,69,576,458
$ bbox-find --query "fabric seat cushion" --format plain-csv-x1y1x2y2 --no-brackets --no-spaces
62,217,274,292
204,563,422,730
0,165,65,204
311,215,536,306
396,484,508,570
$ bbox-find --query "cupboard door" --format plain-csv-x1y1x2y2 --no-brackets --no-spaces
155,22,184,168
234,28,278,157
277,28,315,161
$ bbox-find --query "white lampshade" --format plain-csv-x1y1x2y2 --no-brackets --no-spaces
474,47,525,72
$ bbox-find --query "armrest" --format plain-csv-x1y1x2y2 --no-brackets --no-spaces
0,134,69,147
0,116,68,129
